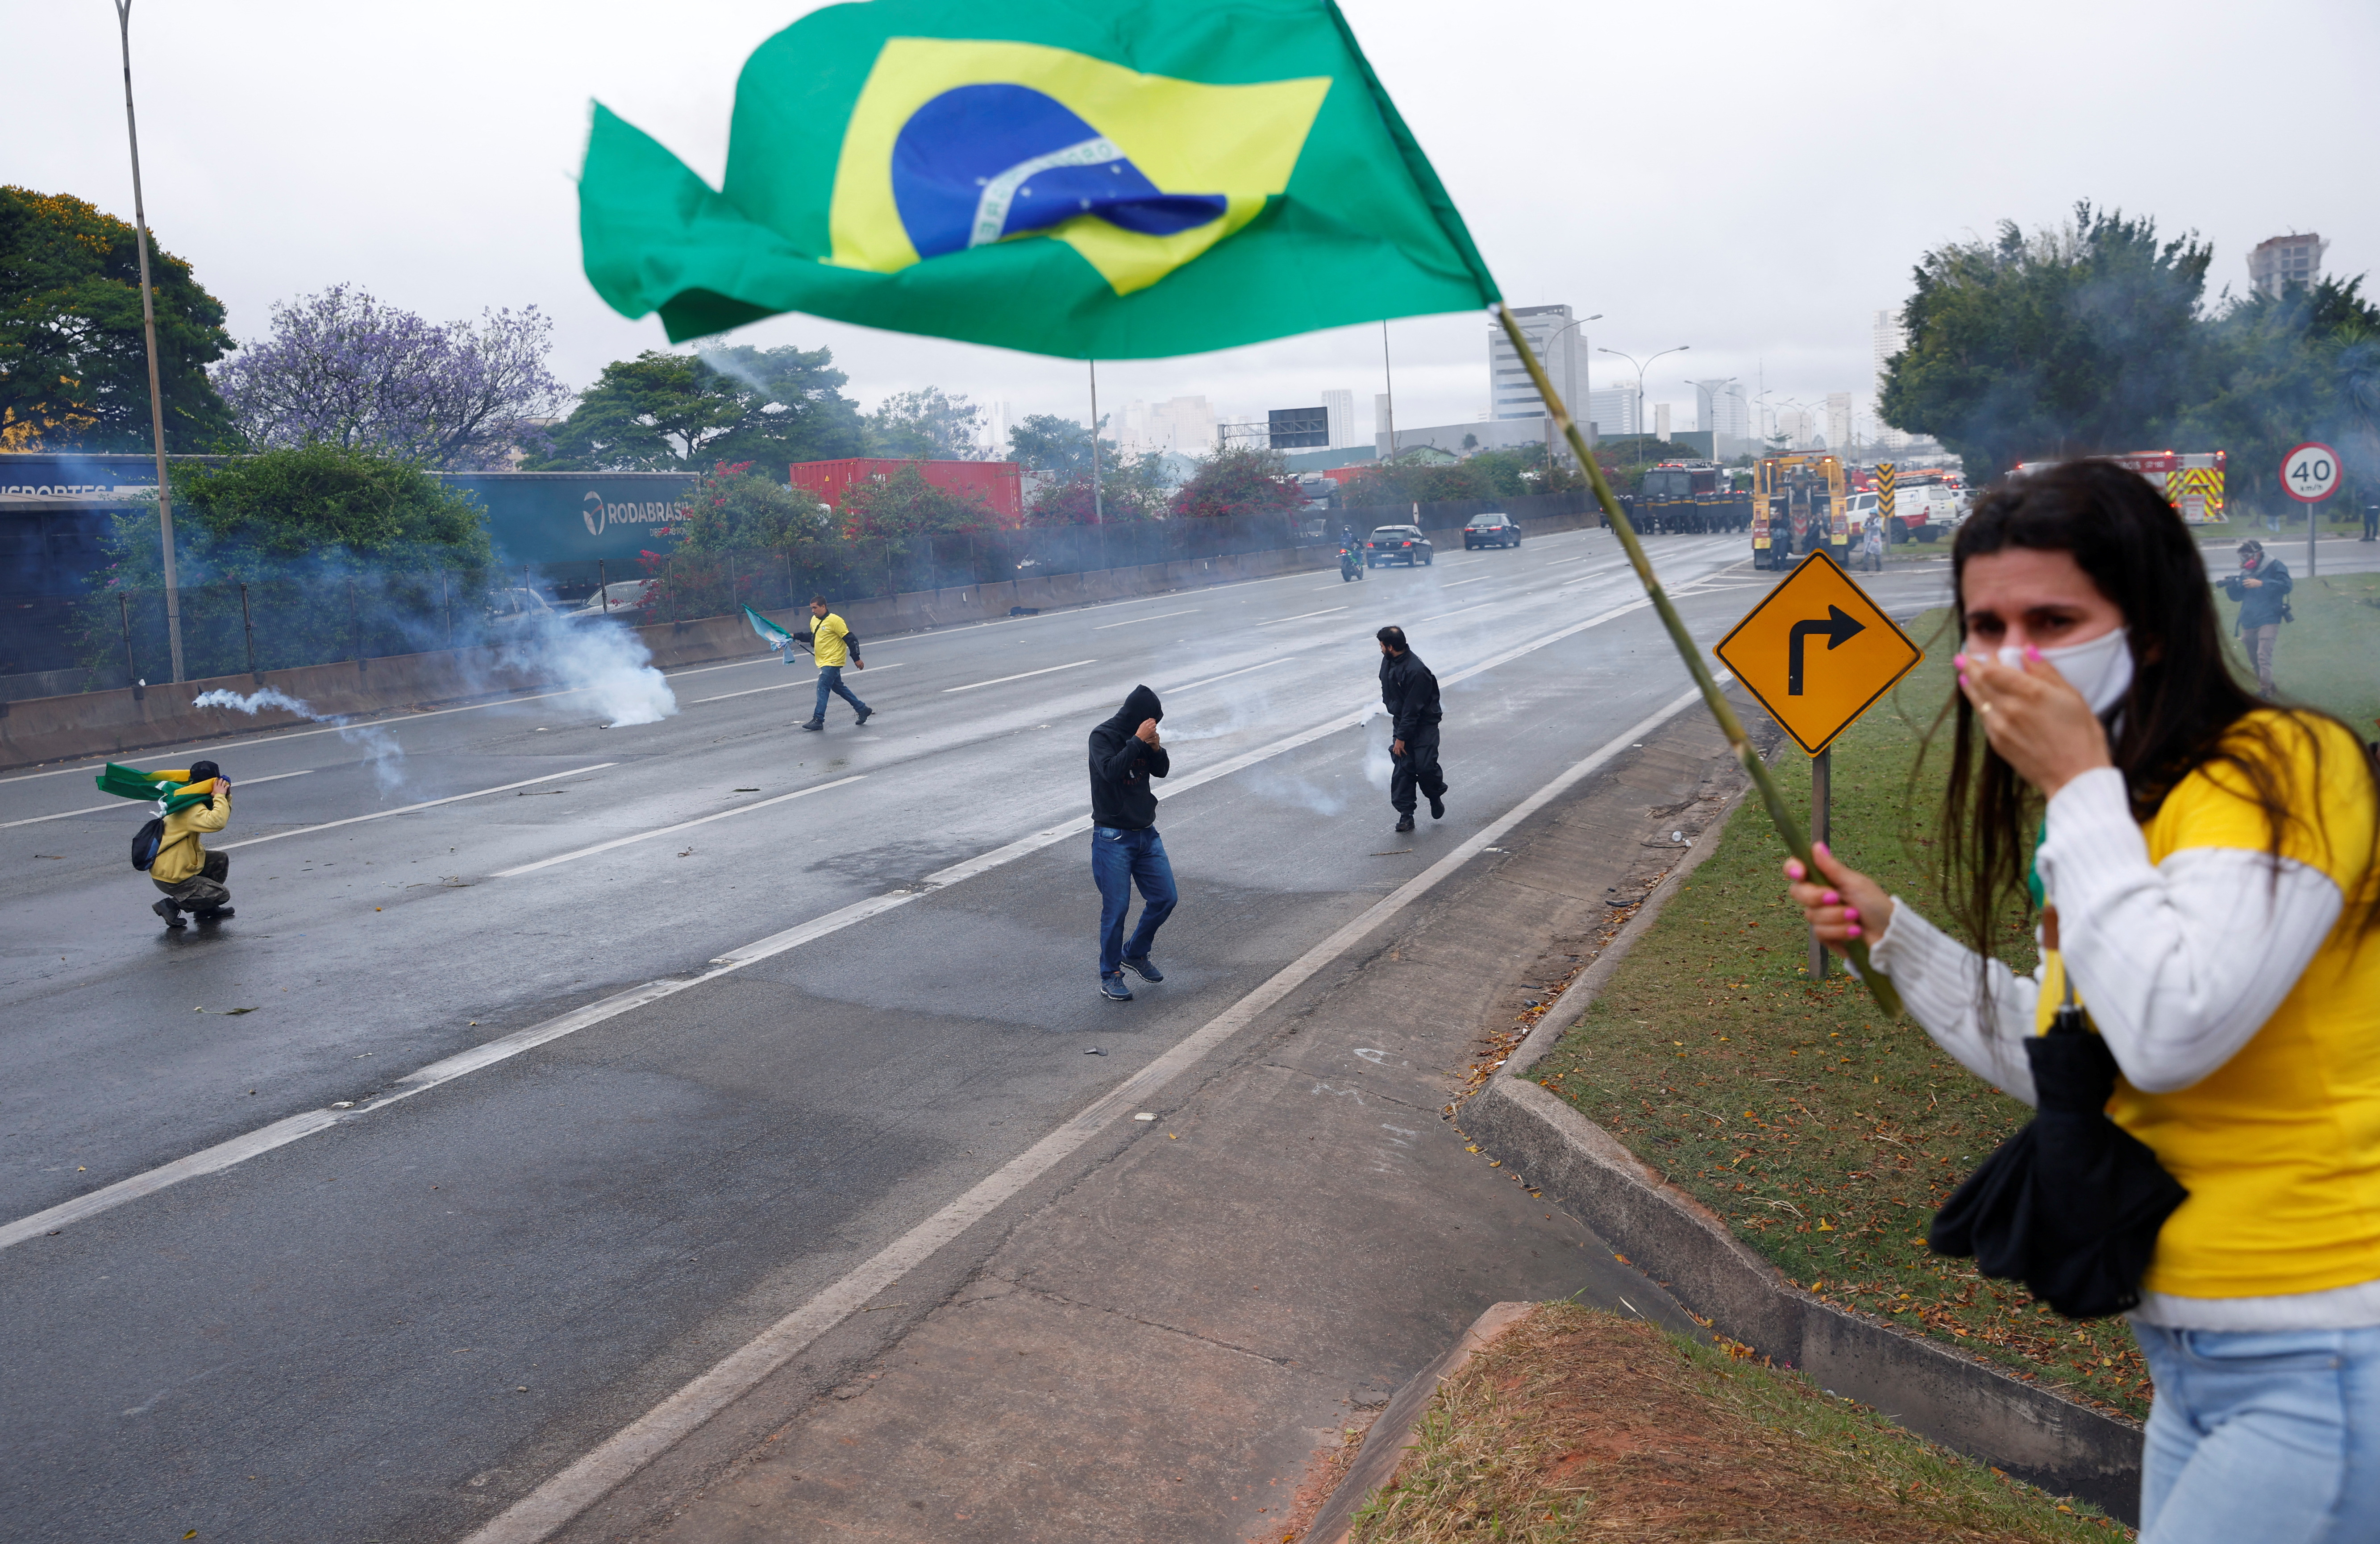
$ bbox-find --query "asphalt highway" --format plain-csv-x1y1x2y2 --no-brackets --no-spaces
2,529,1964,1542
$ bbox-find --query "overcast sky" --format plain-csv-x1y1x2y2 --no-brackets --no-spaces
14,0,2376,450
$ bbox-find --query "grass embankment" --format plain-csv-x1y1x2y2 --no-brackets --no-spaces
1531,587,2380,1422
1348,1304,2121,1543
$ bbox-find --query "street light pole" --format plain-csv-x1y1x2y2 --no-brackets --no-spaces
1380,319,1397,463
1596,344,1690,449
1531,312,1602,475
1087,358,1103,524
115,0,183,683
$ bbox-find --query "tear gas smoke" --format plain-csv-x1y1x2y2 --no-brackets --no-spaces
192,686,408,795
511,612,678,728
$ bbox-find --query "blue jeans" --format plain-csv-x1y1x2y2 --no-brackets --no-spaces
2133,1322,2380,1542
1092,825,1177,978
811,664,867,722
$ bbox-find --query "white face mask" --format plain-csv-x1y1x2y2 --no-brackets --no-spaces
1990,627,2134,715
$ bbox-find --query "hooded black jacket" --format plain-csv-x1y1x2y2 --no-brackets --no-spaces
1088,684,1169,829
2222,556,2293,631
1379,649,1442,741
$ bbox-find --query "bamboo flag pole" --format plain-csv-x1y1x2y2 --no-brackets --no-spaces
1494,303,1903,1019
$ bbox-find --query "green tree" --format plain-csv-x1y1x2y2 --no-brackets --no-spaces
1881,202,2211,481
2176,277,2380,518
1006,412,1112,472
1170,446,1306,519
839,463,997,540
864,386,986,459
0,185,234,452
675,461,833,553
119,443,492,576
531,344,864,472
1027,449,1171,524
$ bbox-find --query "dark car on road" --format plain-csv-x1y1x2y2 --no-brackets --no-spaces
1365,524,1434,567
1461,512,1522,550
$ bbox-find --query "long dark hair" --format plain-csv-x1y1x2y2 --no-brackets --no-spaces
1935,459,2376,958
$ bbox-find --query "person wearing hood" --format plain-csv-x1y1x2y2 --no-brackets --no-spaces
1377,626,1446,834
150,760,233,927
1088,684,1176,1002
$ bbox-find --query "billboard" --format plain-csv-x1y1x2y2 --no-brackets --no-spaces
1268,407,1329,449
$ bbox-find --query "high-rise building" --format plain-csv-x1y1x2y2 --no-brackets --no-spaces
1692,378,1752,457
1116,396,1218,456
1654,403,1672,443
2248,233,2330,299
981,398,1017,457
1872,309,1913,450
1321,389,1356,448
1827,392,1852,455
1776,408,1816,448
1487,304,1589,420
1586,381,1639,439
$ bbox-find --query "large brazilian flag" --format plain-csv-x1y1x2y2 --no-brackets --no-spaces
578,0,1498,358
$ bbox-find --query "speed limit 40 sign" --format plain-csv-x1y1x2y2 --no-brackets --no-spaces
2282,441,2342,503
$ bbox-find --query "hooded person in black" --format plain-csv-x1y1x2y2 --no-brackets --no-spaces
1087,684,1177,1000
1377,626,1446,833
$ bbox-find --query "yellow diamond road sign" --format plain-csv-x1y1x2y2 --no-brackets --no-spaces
1714,551,1922,755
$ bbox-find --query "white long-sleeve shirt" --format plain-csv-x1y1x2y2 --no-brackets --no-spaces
1868,766,2372,1329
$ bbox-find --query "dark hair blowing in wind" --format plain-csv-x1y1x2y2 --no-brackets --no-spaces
1935,458,2378,955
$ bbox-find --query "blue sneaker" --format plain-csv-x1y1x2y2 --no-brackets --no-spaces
1099,974,1133,1002
1120,955,1164,983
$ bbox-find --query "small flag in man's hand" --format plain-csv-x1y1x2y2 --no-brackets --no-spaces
578,0,1498,358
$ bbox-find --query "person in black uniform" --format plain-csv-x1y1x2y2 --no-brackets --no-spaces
1376,626,1446,834
1086,684,1176,1002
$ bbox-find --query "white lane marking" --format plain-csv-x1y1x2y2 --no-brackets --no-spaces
1092,608,1201,630
0,769,315,830
1439,557,1486,566
1166,658,1296,693
692,664,906,704
0,586,1680,1256
1439,575,1499,589
942,660,1095,693
215,765,617,851
453,679,1719,1544
491,776,866,878
1415,602,1497,624
1540,555,1592,567
1258,606,1348,626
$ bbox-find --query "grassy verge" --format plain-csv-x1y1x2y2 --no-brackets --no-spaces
1528,581,2380,1420
1529,616,2160,1414
1347,1303,2123,1542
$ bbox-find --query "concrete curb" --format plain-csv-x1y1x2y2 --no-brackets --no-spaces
1456,776,2147,1523
1303,1302,1535,1544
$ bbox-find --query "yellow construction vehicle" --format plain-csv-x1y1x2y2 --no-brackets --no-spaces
1751,453,1849,570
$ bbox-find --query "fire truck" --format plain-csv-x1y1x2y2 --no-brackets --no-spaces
1633,461,1752,534
2011,452,2225,522
1751,454,1849,569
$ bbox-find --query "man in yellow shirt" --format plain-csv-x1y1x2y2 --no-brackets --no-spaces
800,595,872,732
150,759,234,927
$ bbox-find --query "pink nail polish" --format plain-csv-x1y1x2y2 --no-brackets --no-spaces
1822,890,1840,905
2025,645,2041,662
1815,842,1830,857
1847,924,1862,938
1844,907,1860,921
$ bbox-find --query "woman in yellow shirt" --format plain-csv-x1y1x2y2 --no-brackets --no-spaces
1787,459,2380,1542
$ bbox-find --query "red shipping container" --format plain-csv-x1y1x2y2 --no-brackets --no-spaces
790,458,1023,523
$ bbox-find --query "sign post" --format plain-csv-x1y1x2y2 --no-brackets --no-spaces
1714,552,1923,980
2281,441,2340,579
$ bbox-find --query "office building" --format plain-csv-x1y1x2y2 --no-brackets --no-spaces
1488,303,1589,420
1585,382,1639,439
1827,392,1852,456
1693,378,1752,459
1321,389,1356,449
1872,309,1913,450
1776,408,1816,449
1654,403,1672,442
981,398,1016,457
2248,233,2329,299
1117,396,1217,456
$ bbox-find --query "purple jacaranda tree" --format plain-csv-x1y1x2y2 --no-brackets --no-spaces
211,285,569,470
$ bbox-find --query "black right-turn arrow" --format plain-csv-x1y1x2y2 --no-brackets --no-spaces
1787,605,1865,695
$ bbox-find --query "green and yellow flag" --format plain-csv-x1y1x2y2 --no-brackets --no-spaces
579,0,1498,357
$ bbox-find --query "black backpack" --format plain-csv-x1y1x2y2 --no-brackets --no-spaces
131,817,166,871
